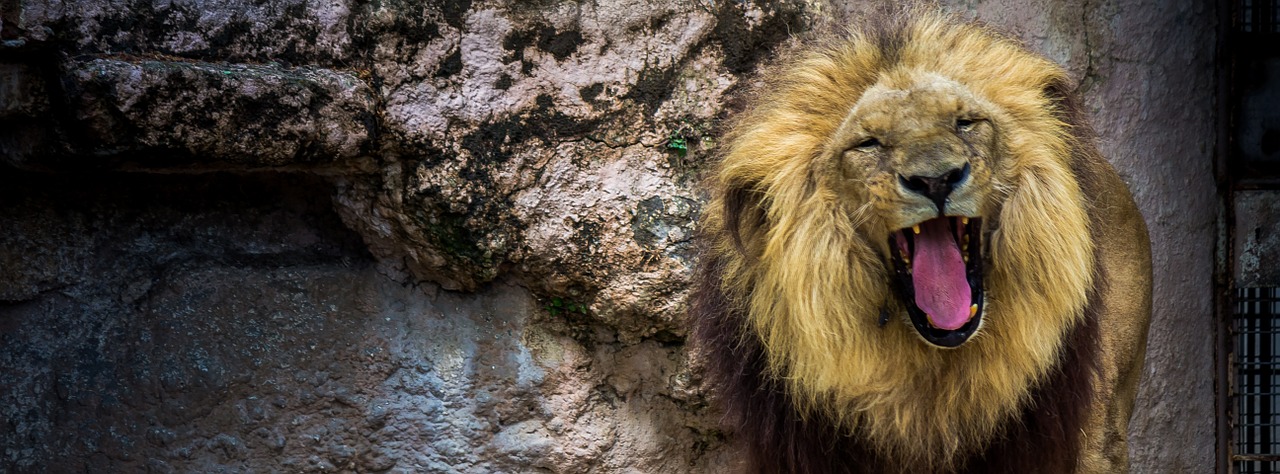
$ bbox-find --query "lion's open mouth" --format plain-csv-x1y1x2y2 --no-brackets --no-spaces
888,216,985,347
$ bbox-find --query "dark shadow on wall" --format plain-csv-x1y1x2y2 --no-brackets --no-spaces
0,169,723,472
0,170,397,471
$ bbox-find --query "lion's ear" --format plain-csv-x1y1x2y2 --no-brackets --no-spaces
723,181,768,259
1042,77,1070,103
1042,77,1085,128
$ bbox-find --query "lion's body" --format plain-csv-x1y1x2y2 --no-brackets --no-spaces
691,13,1151,474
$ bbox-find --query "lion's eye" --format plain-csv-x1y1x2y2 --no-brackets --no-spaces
853,137,881,151
956,118,978,132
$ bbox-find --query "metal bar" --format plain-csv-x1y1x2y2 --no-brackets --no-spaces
1235,288,1280,471
1257,0,1263,30
1235,454,1280,461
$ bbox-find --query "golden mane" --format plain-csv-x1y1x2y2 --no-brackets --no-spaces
701,13,1096,469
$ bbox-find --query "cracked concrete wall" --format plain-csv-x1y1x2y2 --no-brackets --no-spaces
1,0,1216,472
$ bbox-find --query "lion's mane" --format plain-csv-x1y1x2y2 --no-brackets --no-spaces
693,13,1109,474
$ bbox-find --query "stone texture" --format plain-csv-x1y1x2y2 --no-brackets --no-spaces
0,172,727,472
0,0,1217,472
61,58,377,167
1236,191,1280,287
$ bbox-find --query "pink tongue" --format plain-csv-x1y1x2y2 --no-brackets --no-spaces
911,218,972,330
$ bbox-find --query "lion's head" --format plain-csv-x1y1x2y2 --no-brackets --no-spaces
703,14,1097,468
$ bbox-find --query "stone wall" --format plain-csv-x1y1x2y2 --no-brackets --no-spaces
0,0,1217,472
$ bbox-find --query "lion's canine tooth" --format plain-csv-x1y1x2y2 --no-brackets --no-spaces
970,304,978,317
912,225,921,234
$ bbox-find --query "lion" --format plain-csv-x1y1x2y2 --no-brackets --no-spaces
691,12,1152,474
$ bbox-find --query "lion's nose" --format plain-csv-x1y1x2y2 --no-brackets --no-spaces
899,163,970,213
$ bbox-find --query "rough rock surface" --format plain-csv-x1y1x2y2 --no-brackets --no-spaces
0,172,726,473
1,0,1216,472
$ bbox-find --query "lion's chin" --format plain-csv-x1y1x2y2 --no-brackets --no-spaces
888,216,986,348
